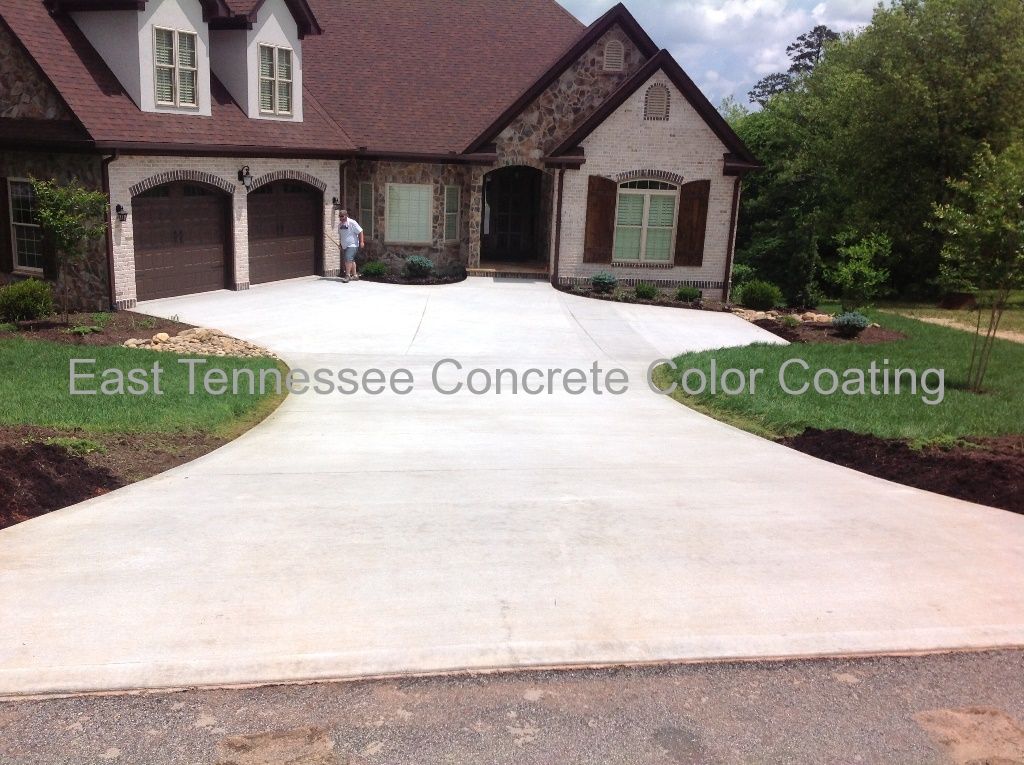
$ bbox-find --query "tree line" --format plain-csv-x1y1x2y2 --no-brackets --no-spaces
724,0,1024,311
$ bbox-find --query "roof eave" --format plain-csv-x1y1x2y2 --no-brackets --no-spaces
549,50,760,170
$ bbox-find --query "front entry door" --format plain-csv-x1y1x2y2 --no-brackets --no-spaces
482,167,542,262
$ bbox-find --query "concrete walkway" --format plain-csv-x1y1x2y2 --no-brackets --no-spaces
2,277,1023,697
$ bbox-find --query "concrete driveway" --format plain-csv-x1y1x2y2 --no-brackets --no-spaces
2,277,1023,697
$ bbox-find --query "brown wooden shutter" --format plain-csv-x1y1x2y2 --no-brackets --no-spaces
674,180,710,267
583,175,617,264
0,178,12,273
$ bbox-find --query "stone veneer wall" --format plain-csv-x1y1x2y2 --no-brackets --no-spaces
0,151,109,311
343,160,478,270
0,22,72,120
107,155,341,307
494,27,645,168
556,69,738,300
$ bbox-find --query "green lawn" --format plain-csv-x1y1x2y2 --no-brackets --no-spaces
0,337,285,435
658,311,1024,442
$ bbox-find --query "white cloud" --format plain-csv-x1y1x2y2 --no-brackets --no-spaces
557,0,877,104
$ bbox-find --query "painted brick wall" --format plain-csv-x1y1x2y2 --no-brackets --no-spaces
556,70,739,300
107,156,340,307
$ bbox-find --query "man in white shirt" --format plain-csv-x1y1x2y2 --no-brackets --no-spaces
338,209,364,283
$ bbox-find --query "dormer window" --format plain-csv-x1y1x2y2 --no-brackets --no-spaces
154,28,198,108
259,45,293,116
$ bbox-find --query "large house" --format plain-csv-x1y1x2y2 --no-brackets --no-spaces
0,0,758,310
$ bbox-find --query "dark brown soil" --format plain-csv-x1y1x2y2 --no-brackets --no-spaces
554,284,711,311
753,319,906,345
778,428,1024,514
0,311,193,346
0,425,228,529
360,273,466,286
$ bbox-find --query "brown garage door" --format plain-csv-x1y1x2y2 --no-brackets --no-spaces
132,183,230,300
247,181,321,284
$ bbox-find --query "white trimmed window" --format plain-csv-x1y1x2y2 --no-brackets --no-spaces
603,40,624,72
7,179,44,273
385,183,432,244
443,185,460,242
359,182,374,239
259,45,293,115
612,180,678,263
154,27,198,108
643,84,670,121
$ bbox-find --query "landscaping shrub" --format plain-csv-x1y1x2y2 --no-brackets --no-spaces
442,263,468,280
361,260,389,279
0,279,54,323
676,285,701,302
591,271,617,293
833,311,870,338
829,232,891,311
403,255,434,278
730,263,756,288
736,279,783,310
634,282,659,300
781,314,801,329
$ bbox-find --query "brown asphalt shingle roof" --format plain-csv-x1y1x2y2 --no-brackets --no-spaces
1,0,586,155
0,0,353,153
302,0,584,155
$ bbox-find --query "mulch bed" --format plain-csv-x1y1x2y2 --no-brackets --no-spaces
753,318,906,345
1,312,193,346
778,428,1024,514
554,284,711,311
0,425,227,529
360,274,466,286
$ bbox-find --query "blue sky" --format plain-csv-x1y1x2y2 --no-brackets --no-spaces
557,0,879,106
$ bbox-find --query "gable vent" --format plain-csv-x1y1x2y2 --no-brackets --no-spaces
603,40,625,72
644,84,670,121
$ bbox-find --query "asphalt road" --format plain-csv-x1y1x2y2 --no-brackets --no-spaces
3,650,1023,764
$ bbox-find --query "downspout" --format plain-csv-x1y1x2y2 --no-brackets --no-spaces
101,151,119,310
551,167,565,287
721,175,742,304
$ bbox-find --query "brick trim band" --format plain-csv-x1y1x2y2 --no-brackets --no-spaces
559,275,723,290
614,169,686,186
250,170,328,193
130,170,235,197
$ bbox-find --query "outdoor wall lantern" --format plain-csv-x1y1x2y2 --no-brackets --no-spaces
332,196,341,209
238,166,253,191
114,204,128,223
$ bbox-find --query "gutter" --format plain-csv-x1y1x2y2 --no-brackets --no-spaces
551,167,565,287
101,150,119,310
721,175,741,304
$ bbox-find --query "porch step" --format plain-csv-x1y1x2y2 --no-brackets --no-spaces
468,262,549,280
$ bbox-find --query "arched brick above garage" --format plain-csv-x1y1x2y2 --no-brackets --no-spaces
250,170,327,193
129,170,236,197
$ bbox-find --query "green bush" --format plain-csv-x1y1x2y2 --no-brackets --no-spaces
736,279,783,310
634,282,659,300
591,271,617,293
730,263,756,288
676,285,701,302
0,279,55,323
403,255,434,278
781,314,801,329
833,311,870,338
830,232,891,312
361,260,389,279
